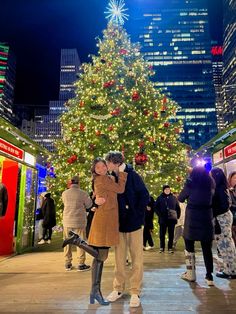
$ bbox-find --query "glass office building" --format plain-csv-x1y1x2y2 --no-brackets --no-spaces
222,0,236,126
0,43,16,123
129,0,217,149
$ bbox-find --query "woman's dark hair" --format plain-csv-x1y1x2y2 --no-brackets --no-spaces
189,166,215,190
211,167,228,188
228,171,236,187
91,157,107,178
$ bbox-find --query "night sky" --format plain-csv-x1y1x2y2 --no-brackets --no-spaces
0,0,223,108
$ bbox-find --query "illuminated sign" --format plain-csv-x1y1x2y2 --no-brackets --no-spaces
0,138,24,160
213,150,223,164
211,46,223,56
224,142,236,158
24,152,36,166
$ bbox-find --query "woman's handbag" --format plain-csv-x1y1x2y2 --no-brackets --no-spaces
167,209,177,221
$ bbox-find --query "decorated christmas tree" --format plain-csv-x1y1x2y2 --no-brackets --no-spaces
48,1,188,222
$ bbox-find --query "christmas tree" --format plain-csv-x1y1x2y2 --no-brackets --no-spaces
48,3,188,222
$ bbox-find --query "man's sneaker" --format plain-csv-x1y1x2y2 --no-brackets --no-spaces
205,275,214,286
159,248,164,253
107,291,123,302
130,294,141,308
65,263,72,271
47,240,51,244
168,249,174,254
77,264,91,272
38,239,45,245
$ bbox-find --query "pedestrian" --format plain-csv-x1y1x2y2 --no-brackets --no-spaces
155,185,180,253
63,158,127,306
36,193,45,243
228,171,236,246
143,196,155,250
173,197,186,250
178,166,215,286
62,175,93,271
211,167,236,279
38,192,56,244
105,151,150,308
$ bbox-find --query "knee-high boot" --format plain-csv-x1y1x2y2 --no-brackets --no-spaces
181,250,196,282
90,258,110,305
62,231,98,258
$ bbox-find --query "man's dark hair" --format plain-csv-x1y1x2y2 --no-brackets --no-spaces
105,151,124,165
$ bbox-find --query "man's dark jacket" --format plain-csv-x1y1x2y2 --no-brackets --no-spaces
0,183,8,217
116,164,150,232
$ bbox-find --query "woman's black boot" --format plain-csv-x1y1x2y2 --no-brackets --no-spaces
62,231,98,258
90,259,110,305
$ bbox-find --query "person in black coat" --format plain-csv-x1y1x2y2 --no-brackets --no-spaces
0,182,8,217
155,185,180,253
143,196,155,250
178,166,215,286
211,167,236,279
39,192,56,244
105,151,150,308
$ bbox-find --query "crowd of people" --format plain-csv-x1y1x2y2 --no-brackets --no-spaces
36,152,236,308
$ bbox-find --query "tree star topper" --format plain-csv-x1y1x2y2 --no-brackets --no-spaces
105,0,129,25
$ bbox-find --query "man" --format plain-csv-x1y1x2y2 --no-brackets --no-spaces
62,175,92,271
155,185,180,253
105,151,149,308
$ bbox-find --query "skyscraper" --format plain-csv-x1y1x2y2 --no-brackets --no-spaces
0,43,16,123
129,0,217,149
222,0,236,126
33,49,81,152
211,44,224,131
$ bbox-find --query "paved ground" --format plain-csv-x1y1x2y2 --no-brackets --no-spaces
0,233,236,313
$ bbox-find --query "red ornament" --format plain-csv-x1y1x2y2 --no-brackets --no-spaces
132,91,140,101
153,111,158,118
143,109,149,116
79,100,85,107
111,107,121,116
118,85,124,90
135,152,148,165
119,49,128,55
164,122,170,128
139,141,145,148
79,123,85,132
108,125,114,131
91,79,96,84
161,105,167,112
72,127,77,132
174,128,180,134
162,96,167,104
95,130,101,136
67,154,77,164
103,80,115,88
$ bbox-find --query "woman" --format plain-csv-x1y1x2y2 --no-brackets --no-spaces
39,192,56,244
63,158,127,306
211,167,236,279
228,171,236,246
155,185,180,253
143,196,155,250
178,166,215,286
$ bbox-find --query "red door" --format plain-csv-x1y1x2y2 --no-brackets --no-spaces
0,159,19,255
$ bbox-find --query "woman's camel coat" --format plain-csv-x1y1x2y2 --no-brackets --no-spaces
88,172,127,247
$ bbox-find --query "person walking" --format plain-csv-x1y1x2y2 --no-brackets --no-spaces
178,166,215,286
62,175,93,271
228,171,236,246
105,151,150,308
63,159,127,306
155,185,180,253
38,192,56,244
143,196,155,250
211,167,236,279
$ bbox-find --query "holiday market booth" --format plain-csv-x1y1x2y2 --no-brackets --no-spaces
194,122,236,176
0,117,48,256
